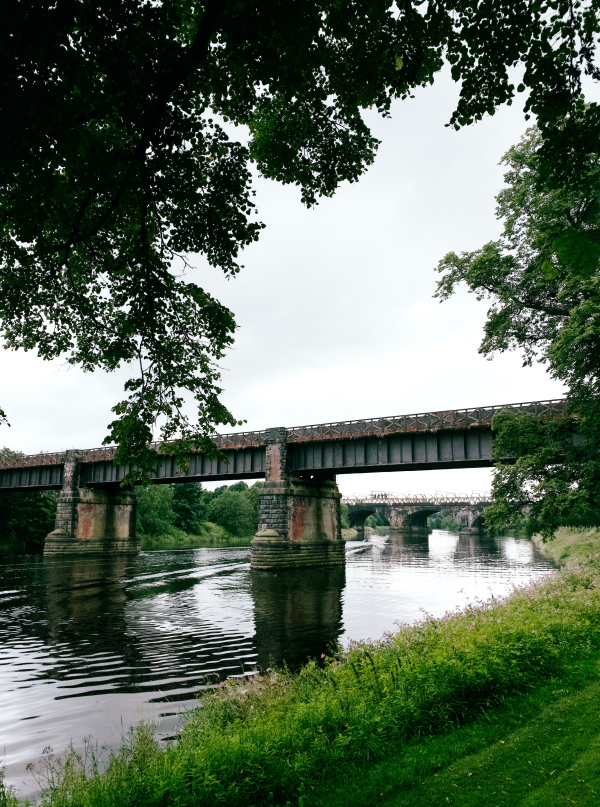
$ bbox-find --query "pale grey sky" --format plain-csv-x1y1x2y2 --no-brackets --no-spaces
0,70,566,495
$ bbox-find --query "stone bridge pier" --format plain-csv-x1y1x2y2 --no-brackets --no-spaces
44,453,140,555
251,429,345,570
451,507,487,534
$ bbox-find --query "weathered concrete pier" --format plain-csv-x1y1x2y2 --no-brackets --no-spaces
251,428,344,569
0,398,566,566
44,452,140,555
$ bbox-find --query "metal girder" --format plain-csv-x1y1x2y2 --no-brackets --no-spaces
0,464,64,490
0,398,567,489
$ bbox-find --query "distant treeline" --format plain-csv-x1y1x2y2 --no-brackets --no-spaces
427,512,462,532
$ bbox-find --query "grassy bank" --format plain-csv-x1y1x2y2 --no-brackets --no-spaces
140,522,253,550
8,549,600,807
533,526,600,566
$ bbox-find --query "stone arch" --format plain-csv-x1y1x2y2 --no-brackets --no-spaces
402,508,440,529
370,506,390,527
347,507,375,529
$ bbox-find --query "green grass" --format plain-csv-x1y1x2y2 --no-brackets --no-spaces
139,522,253,550
315,652,600,807
11,549,600,807
533,526,600,567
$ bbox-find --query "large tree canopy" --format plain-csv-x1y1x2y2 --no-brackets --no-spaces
3,0,600,479
436,127,600,538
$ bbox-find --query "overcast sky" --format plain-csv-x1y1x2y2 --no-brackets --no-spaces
0,70,567,496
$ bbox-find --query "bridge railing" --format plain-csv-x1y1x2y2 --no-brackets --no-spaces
343,491,493,506
0,430,270,470
0,398,567,470
286,399,567,443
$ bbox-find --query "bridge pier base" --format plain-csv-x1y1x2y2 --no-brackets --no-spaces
44,455,140,554
353,525,365,541
251,429,344,570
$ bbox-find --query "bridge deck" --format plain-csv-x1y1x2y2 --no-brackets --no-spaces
0,399,566,490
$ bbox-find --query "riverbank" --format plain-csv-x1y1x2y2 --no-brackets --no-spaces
532,526,600,566
5,535,600,807
140,522,253,550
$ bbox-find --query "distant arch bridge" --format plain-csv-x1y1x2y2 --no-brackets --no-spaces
343,491,493,533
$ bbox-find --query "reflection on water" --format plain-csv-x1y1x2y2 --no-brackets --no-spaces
0,531,554,795
252,566,345,670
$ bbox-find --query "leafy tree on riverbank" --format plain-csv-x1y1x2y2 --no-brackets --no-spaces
206,482,261,537
172,483,208,532
436,126,600,538
0,490,58,554
428,512,462,532
0,448,58,553
136,480,261,538
3,2,600,478
136,485,179,537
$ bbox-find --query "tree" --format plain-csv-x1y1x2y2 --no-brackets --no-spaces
206,482,260,536
3,1,600,479
435,127,600,538
136,484,177,535
0,448,58,552
172,482,208,532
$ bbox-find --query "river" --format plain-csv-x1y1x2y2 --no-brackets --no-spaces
0,530,555,796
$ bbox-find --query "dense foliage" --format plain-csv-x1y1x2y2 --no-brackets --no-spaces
0,490,58,554
0,448,58,553
135,480,261,538
14,551,600,807
3,1,600,477
436,127,600,538
427,512,462,531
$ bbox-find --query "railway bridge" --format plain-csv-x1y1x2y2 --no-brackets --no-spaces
344,492,492,537
0,398,565,568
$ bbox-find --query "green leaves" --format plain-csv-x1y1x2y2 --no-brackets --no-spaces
552,228,600,278
3,2,600,478
436,125,600,536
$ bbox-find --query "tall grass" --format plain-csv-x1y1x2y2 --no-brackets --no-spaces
25,555,600,807
533,526,600,566
0,770,19,807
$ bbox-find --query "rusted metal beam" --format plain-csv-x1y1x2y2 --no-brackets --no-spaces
0,398,568,490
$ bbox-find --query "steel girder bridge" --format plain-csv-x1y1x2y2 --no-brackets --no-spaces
0,398,566,491
0,398,565,563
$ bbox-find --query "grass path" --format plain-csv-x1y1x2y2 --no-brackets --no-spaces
315,637,600,806
394,675,600,806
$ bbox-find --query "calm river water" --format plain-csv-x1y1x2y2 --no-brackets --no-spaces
0,531,555,795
